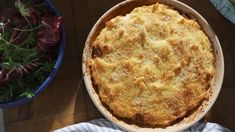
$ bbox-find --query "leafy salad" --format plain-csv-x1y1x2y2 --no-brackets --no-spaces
0,0,62,102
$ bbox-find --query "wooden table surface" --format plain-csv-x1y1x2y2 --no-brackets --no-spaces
3,0,235,132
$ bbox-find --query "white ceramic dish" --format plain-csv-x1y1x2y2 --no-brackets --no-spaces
82,0,224,131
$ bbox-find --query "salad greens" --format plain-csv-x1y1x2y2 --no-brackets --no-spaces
0,0,62,102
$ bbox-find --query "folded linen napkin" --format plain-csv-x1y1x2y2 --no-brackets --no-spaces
210,0,235,24
54,118,231,132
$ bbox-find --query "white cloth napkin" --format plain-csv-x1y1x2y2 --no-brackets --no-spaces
54,118,231,132
54,118,125,132
210,0,235,24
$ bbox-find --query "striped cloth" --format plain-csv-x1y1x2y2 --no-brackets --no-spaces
54,118,232,132
54,119,125,132
210,0,235,24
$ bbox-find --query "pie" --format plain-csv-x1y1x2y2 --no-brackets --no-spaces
90,3,215,126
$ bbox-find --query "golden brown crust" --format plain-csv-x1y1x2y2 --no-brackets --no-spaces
90,3,214,126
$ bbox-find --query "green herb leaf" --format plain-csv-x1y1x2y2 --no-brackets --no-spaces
15,0,30,17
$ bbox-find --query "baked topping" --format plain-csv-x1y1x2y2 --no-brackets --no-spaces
90,3,214,126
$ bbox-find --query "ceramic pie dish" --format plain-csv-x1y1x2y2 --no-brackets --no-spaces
82,0,224,131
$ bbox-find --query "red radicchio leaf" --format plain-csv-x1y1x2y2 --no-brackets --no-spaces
0,7,22,22
10,25,29,44
0,70,7,86
28,7,40,26
0,7,26,30
36,16,62,52
6,63,38,81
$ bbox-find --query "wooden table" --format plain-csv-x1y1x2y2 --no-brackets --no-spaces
3,0,235,131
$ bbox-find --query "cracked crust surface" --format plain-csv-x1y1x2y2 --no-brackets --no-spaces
90,3,214,126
